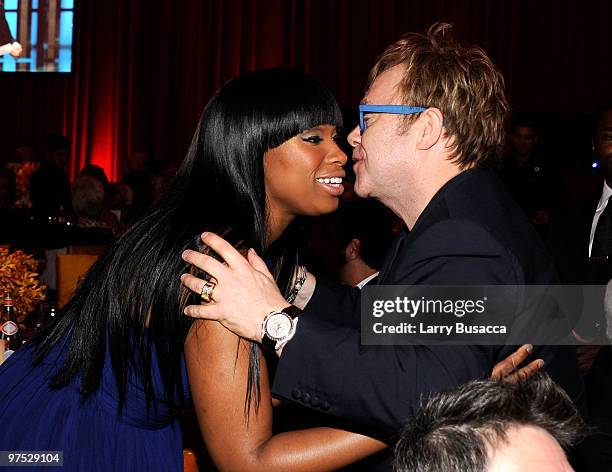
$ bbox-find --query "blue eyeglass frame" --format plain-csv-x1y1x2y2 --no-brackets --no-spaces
359,104,427,133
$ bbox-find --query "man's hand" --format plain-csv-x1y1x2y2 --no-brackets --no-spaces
180,232,289,342
490,344,544,383
0,339,5,366
9,42,22,58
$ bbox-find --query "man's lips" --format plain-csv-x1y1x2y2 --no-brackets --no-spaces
352,146,364,162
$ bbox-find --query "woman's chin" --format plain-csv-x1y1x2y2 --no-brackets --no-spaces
316,198,341,216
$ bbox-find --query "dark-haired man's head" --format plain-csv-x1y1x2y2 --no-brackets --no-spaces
44,134,70,170
299,199,397,287
337,200,397,286
511,115,539,164
394,374,583,472
593,104,612,182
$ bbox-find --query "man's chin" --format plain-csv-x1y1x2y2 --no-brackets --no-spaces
353,180,371,199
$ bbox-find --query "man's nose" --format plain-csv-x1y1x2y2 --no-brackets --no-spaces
347,125,361,148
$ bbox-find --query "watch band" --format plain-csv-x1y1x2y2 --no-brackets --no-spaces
282,305,301,320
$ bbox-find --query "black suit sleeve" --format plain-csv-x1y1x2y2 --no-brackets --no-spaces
272,220,512,438
302,279,362,329
0,1,15,46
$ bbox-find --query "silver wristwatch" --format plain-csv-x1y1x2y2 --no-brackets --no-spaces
261,306,300,351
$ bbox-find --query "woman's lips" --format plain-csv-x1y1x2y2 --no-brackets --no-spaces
315,180,344,196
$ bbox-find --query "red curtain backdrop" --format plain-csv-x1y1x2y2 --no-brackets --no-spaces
1,0,612,181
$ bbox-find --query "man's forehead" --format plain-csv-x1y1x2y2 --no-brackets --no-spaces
513,127,536,136
598,110,612,131
363,65,404,104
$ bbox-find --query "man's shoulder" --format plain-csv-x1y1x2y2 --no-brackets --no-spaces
384,219,520,285
408,218,504,258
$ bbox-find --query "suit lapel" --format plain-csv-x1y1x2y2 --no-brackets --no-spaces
376,231,408,284
582,192,602,257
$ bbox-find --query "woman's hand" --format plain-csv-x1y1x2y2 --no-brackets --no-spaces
491,344,544,383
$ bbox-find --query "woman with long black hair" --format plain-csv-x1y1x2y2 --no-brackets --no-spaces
0,68,387,471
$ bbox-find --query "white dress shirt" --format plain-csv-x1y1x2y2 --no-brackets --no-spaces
589,181,612,257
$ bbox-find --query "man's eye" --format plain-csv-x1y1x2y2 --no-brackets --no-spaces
303,136,323,144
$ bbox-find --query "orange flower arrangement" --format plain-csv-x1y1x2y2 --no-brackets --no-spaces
0,247,46,325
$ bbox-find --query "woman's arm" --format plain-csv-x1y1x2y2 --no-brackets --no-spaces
184,320,386,472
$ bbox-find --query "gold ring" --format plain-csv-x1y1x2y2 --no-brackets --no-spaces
200,281,216,303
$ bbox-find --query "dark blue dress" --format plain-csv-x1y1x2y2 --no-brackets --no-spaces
0,338,191,471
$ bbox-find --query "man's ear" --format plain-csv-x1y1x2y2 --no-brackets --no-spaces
344,238,361,262
416,107,444,151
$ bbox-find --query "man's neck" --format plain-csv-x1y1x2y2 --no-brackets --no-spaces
515,153,531,167
340,260,377,287
391,164,467,230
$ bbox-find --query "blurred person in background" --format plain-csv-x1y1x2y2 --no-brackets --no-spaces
122,151,159,223
30,134,72,220
547,103,612,470
299,199,396,288
70,175,115,245
501,115,562,237
106,182,134,230
78,165,120,233
152,166,178,204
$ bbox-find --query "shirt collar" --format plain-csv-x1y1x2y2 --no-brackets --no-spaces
356,271,379,289
597,181,612,211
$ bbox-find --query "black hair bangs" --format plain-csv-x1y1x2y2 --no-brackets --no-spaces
263,78,344,150
218,68,343,152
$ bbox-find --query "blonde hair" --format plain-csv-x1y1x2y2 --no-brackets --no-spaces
368,22,509,168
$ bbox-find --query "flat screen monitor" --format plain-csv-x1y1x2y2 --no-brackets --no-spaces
0,0,74,72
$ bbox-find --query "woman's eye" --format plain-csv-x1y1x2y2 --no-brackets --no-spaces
332,134,343,143
303,136,323,144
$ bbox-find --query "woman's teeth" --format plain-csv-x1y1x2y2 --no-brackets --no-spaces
316,177,343,186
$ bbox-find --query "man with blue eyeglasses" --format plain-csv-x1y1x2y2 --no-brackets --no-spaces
181,22,583,470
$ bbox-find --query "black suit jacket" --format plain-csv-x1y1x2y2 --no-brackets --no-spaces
547,187,612,337
0,1,14,46
547,190,600,283
272,168,583,440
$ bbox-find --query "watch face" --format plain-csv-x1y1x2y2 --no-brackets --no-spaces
265,313,292,341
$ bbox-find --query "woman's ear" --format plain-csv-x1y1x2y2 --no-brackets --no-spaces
416,108,444,151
